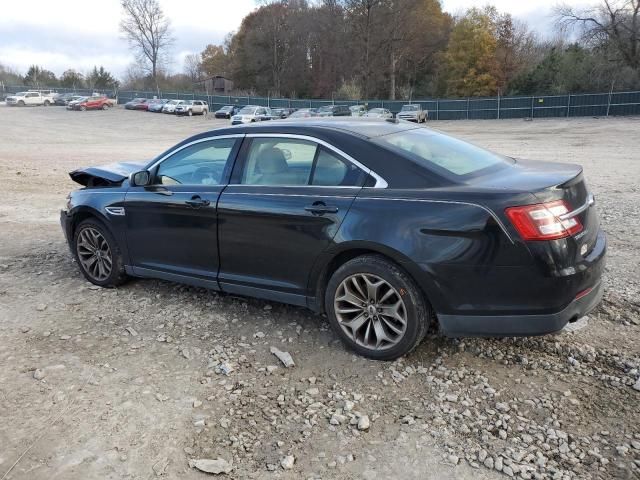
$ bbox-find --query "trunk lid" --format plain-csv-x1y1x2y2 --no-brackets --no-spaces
69,161,146,187
511,160,597,252
474,158,599,253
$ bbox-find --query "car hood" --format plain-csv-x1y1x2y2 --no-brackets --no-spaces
69,161,147,187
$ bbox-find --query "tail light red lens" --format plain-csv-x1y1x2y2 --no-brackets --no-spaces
505,200,583,241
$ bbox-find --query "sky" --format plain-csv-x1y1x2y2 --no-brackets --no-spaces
0,0,589,79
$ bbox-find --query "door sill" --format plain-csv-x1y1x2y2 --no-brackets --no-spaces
219,282,308,307
127,266,220,290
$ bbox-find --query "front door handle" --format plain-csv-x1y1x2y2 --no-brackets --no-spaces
185,195,211,208
304,202,339,215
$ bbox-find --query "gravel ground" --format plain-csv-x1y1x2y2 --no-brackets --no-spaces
0,107,638,480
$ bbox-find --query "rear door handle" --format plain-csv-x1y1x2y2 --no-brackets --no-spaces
304,202,339,215
185,195,211,208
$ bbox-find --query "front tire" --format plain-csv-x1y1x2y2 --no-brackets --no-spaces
44,100,50,106
325,255,430,360
18,100,25,106
188,109,193,117
102,103,109,110
73,219,128,287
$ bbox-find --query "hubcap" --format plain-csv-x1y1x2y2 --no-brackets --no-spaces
76,227,112,282
334,273,408,351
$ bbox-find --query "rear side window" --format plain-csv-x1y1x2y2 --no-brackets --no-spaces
376,128,511,177
312,149,354,186
238,138,366,187
242,139,316,186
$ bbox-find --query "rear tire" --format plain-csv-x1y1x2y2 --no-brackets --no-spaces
73,218,128,287
325,255,430,360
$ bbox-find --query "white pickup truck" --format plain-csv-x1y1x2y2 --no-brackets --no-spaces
6,90,57,106
396,104,428,123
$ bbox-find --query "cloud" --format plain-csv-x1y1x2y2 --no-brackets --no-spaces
0,0,257,78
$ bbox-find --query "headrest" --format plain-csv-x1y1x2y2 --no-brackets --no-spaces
257,148,288,174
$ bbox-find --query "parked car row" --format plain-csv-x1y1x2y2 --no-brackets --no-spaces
65,96,114,111
214,104,429,125
4,90,117,111
211,104,429,123
124,98,209,116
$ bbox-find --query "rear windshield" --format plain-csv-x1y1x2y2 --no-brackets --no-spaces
376,128,510,177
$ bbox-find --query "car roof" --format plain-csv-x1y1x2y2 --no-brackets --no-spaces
222,118,420,138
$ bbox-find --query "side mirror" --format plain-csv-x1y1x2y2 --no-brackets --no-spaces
130,170,151,186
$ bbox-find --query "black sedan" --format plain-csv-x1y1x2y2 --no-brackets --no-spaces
214,105,240,119
60,119,606,360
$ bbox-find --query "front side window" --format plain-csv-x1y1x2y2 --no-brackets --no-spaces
156,138,236,186
239,138,366,187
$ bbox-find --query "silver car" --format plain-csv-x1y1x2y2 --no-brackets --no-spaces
162,99,186,114
231,105,273,124
175,100,209,116
350,105,367,117
365,108,394,119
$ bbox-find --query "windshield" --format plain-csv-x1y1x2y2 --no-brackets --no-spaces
239,107,258,114
376,128,509,177
317,106,333,112
221,106,233,111
401,105,419,111
369,109,383,114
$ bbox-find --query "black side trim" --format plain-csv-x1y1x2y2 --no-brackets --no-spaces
438,280,603,337
128,266,220,290
219,282,308,307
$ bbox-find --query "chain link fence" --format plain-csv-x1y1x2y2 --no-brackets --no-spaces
3,84,640,119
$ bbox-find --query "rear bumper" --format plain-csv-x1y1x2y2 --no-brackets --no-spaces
438,279,603,337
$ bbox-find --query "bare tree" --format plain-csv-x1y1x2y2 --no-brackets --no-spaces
120,0,174,84
346,0,383,99
555,0,640,70
184,53,202,83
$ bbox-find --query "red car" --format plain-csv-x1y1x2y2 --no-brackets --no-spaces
72,96,112,111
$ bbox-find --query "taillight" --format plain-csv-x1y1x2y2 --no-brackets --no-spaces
505,200,582,241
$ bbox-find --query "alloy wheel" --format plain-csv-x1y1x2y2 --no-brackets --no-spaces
76,227,113,282
334,273,408,351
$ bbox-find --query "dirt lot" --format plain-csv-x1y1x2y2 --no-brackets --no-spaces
0,107,638,480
